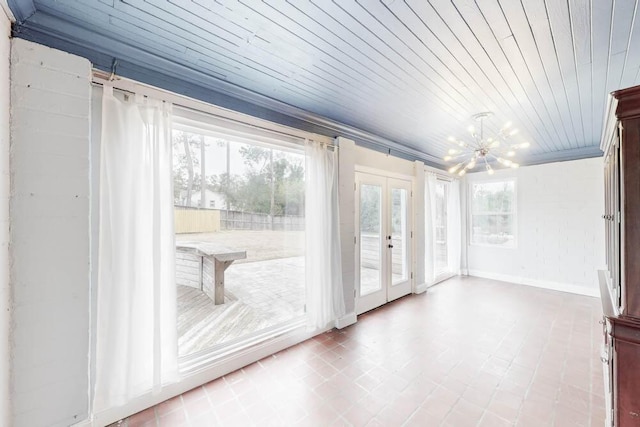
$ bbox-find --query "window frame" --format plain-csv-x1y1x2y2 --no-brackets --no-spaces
468,177,518,249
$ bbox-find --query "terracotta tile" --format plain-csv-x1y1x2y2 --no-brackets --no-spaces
127,407,157,427
244,398,276,424
325,394,353,415
212,398,243,421
487,390,523,422
553,402,590,426
118,277,605,427
188,410,218,427
303,401,340,426
356,392,387,416
404,406,446,426
183,394,212,420
273,401,307,424
442,407,482,427
354,373,381,392
181,386,207,403
157,408,187,426
203,379,234,406
462,385,495,409
375,404,410,426
155,396,183,417
479,411,514,427
421,390,457,420
342,404,375,427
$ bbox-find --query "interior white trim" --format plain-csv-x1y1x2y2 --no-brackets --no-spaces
414,282,427,294
335,312,357,329
354,164,414,181
468,270,599,298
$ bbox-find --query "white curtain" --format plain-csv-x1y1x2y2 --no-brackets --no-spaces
447,180,462,275
424,173,438,285
94,87,178,411
305,140,345,330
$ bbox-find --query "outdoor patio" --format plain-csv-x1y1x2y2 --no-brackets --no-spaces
175,230,305,357
175,230,396,357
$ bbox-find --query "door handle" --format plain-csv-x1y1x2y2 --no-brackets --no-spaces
388,244,394,248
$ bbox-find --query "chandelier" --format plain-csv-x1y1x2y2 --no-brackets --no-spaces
444,112,529,176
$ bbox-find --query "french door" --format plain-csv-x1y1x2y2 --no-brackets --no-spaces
356,172,412,315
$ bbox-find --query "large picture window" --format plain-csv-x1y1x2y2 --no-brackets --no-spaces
470,180,516,247
172,109,307,360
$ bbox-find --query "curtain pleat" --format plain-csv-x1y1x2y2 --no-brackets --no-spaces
447,180,462,275
425,173,438,285
304,140,345,330
93,86,178,411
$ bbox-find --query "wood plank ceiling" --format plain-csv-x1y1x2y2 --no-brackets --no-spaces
9,0,640,166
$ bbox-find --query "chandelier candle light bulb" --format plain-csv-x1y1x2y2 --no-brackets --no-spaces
443,112,530,175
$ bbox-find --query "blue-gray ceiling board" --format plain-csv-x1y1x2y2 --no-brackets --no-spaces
9,0,631,167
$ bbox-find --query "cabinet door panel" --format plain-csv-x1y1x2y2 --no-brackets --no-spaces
622,118,640,317
616,339,640,426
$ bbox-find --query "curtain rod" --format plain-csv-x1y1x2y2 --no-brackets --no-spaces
91,70,336,148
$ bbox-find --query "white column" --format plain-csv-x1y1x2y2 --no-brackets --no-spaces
10,39,91,427
0,4,12,426
336,137,357,328
413,161,426,293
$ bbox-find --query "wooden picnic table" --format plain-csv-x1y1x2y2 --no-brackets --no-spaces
176,241,247,305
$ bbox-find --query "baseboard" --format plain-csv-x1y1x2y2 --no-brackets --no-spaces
468,270,600,297
335,312,357,329
414,282,427,294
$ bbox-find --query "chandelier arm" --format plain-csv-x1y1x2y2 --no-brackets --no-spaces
485,152,501,162
466,139,482,150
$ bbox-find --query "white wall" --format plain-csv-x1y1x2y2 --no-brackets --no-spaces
354,145,416,176
0,3,12,426
465,157,605,296
337,137,356,322
10,39,91,427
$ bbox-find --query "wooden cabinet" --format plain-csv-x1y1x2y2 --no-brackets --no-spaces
600,85,640,427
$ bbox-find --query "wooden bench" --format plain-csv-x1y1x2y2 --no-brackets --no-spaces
176,242,247,305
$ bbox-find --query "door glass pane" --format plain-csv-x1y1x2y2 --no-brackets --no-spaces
435,182,448,274
391,188,408,285
360,184,382,296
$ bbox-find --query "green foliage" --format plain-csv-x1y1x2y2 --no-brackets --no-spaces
172,131,201,205
360,185,381,233
173,131,305,215
471,181,515,213
222,146,305,215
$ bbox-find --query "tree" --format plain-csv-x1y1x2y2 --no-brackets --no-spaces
172,131,201,206
222,145,304,216
173,131,208,207
173,133,306,217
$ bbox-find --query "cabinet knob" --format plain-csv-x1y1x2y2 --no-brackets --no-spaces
600,356,609,365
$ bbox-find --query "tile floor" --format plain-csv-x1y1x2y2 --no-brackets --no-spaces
117,276,605,426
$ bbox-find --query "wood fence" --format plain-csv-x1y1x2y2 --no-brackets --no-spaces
175,207,221,234
220,210,304,231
